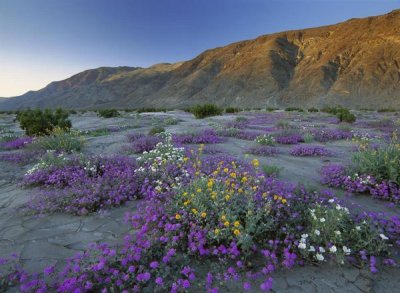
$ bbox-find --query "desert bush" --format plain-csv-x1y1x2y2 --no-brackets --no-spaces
97,109,120,118
225,107,241,113
191,104,223,119
262,164,282,176
275,119,292,130
266,107,279,112
351,135,400,186
336,108,356,123
33,127,84,153
148,126,165,135
285,107,304,112
68,109,77,114
308,107,319,112
164,117,179,125
16,108,71,136
137,107,167,113
377,108,397,113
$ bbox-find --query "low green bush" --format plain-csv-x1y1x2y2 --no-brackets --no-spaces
351,134,400,185
97,109,120,118
377,108,397,113
308,107,319,112
191,104,223,119
16,108,71,136
33,127,84,153
137,108,167,113
148,126,165,135
225,107,241,113
285,107,304,112
336,108,356,123
262,164,282,177
266,107,279,112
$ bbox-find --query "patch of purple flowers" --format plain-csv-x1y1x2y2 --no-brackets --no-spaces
321,164,400,203
129,135,162,153
311,128,352,142
172,129,223,144
275,133,304,144
23,155,140,215
1,136,33,149
290,145,332,157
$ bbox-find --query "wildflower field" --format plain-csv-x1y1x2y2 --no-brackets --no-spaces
0,109,399,292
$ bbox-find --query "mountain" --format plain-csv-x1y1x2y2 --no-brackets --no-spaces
1,9,400,110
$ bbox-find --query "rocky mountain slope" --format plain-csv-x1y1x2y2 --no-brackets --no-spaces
1,9,400,110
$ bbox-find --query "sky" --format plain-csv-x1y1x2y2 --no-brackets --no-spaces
1,0,399,97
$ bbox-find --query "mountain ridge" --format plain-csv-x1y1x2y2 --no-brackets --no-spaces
1,9,400,110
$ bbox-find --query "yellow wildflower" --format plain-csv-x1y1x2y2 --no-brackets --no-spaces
252,159,259,167
214,228,220,235
223,167,229,173
233,229,240,236
262,192,267,198
281,198,287,204
241,177,248,183
273,195,278,200
238,188,243,193
201,212,207,218
224,221,230,227
197,188,202,193
234,221,240,227
175,214,181,220
230,172,236,178
183,192,188,196
192,208,198,215
225,195,230,201
221,215,226,221
183,200,190,206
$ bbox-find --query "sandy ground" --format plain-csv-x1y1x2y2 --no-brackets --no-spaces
0,111,399,292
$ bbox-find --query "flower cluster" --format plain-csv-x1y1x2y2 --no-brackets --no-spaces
310,128,352,142
172,129,223,145
23,154,140,215
1,136,33,149
275,133,304,144
255,134,276,145
290,145,332,157
321,164,400,204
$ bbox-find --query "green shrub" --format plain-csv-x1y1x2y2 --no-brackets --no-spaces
351,135,400,185
261,164,282,177
33,127,84,153
336,108,356,123
164,117,179,125
285,107,303,112
69,109,77,114
97,109,120,118
225,107,241,113
275,119,292,130
377,108,397,113
266,107,278,112
148,126,165,135
303,133,314,143
308,107,319,112
191,104,223,119
137,108,167,113
16,108,71,136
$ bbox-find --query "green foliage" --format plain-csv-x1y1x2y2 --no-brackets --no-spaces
336,108,356,123
68,109,77,114
136,108,167,113
303,133,314,143
307,107,319,112
97,109,120,118
84,128,110,137
266,107,278,112
275,119,291,130
148,126,165,135
225,107,241,113
16,108,71,136
33,127,84,153
377,108,397,113
191,104,223,119
351,135,400,185
261,164,282,177
298,204,387,263
285,107,304,112
164,117,179,125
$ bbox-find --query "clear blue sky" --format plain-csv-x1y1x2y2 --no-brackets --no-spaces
1,0,399,97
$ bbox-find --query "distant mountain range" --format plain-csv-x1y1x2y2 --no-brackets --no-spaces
1,9,400,110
